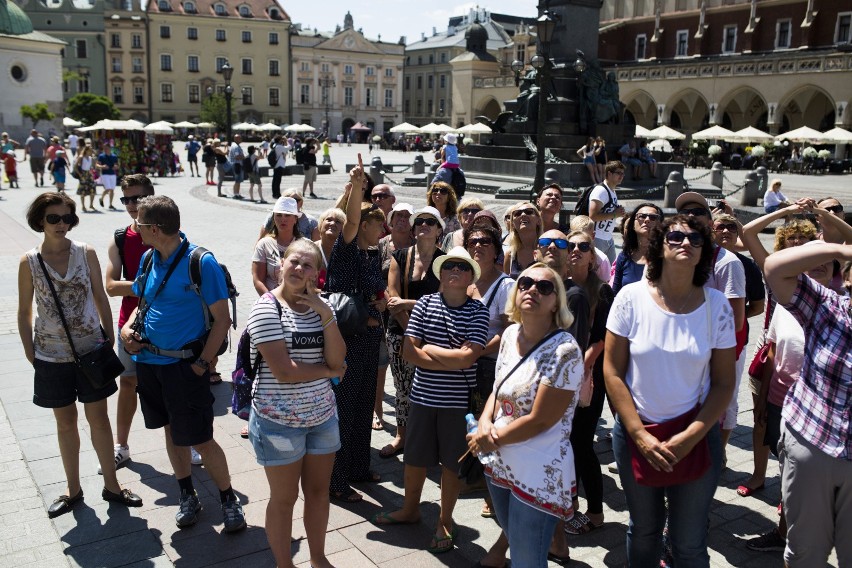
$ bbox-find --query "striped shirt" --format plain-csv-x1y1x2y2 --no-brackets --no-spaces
246,293,336,428
405,293,489,409
782,274,852,460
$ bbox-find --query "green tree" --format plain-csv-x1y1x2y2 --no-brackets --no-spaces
199,93,236,132
65,93,121,125
20,103,56,129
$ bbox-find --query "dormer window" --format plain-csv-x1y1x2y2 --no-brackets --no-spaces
183,1,195,13
158,0,171,10
238,5,251,17
214,3,226,15
268,7,280,19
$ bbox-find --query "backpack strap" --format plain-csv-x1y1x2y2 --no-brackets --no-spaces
249,292,285,380
188,246,212,330
114,226,129,278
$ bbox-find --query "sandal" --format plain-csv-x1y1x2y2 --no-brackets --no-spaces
736,483,765,497
547,551,571,566
428,525,458,554
209,372,222,385
329,487,362,503
240,425,249,439
372,414,384,430
480,502,495,518
379,443,403,459
564,512,602,535
370,511,419,526
350,470,381,483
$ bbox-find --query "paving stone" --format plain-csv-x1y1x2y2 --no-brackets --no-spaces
64,529,162,568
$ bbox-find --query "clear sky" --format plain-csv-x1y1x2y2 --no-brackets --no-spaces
284,0,540,46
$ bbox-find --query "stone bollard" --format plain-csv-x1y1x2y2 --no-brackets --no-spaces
544,168,560,187
664,171,685,208
710,162,724,190
370,156,384,184
426,162,439,187
755,166,768,197
412,154,425,175
741,171,759,206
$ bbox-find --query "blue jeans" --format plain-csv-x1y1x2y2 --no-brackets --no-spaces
485,476,559,568
612,416,722,568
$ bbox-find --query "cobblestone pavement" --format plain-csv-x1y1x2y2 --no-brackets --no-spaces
0,143,842,567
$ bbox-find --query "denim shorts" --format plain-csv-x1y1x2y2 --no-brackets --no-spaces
33,358,117,408
248,410,340,467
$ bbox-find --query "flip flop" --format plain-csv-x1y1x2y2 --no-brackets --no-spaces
350,470,381,483
370,511,419,526
546,551,571,566
428,525,458,554
209,372,222,385
372,415,384,430
564,512,602,535
736,483,765,497
379,444,403,459
329,487,362,503
240,425,249,439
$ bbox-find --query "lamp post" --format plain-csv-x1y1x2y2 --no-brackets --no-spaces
531,8,557,194
319,73,335,138
221,61,234,142
511,59,525,86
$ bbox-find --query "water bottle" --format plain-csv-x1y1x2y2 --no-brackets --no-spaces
465,413,495,465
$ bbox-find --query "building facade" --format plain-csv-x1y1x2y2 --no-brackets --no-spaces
289,12,404,139
145,0,291,124
105,0,149,122
598,0,851,136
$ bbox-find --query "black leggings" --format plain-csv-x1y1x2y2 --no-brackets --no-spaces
570,369,607,515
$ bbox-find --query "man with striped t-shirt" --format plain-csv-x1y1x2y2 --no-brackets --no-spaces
370,247,489,554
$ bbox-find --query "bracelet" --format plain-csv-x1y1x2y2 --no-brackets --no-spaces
321,315,335,329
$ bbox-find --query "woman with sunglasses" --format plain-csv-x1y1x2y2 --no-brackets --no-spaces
383,206,446,459
426,181,461,234
612,203,664,295
504,202,542,278
468,263,583,568
18,192,142,518
252,197,303,296
604,215,736,567
442,197,484,250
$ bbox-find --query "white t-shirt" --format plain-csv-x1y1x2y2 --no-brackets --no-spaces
765,304,804,406
67,134,79,149
606,281,737,422
589,183,618,241
706,246,746,300
251,236,286,291
477,276,515,353
595,248,611,282
763,189,788,208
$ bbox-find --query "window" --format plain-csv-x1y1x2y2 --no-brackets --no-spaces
300,62,310,72
439,98,445,114
269,32,279,45
160,25,170,39
676,30,689,56
320,63,329,73
161,83,173,102
427,99,433,115
344,86,353,106
238,5,250,16
269,59,279,76
111,56,122,73
439,74,446,89
384,89,393,107
385,67,393,77
344,64,354,75
404,100,410,114
214,3,226,15
427,75,433,88
183,1,196,12
77,76,89,93
300,84,310,104
241,58,252,74
269,87,280,106
75,39,87,58
242,87,252,104
160,54,172,71
110,33,121,48
187,55,199,72
405,76,410,90
635,34,647,60
722,25,737,53
416,75,423,89
366,66,375,76
133,85,144,104
131,33,142,48
132,57,143,73
417,56,422,65
675,0,686,9
428,54,433,64
366,88,374,106
440,52,446,63
268,7,280,19
775,19,791,48
187,27,198,40
242,30,252,43
215,29,226,41
416,100,422,115
837,13,852,43
215,57,227,72
158,0,170,9
112,85,123,104
188,84,200,103
515,44,525,63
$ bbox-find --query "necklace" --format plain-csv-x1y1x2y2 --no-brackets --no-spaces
655,283,695,313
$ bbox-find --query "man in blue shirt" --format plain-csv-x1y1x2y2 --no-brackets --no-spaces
97,142,120,210
185,135,201,177
120,195,246,533
227,134,245,200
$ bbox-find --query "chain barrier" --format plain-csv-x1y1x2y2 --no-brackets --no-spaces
684,170,712,182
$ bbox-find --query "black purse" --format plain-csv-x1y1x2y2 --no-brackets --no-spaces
322,244,370,338
36,253,124,390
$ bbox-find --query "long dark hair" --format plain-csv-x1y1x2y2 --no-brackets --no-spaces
623,202,664,256
645,215,714,287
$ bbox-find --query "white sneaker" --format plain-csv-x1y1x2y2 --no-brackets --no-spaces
190,447,203,466
98,445,131,475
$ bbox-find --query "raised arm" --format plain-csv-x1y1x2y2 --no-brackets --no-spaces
764,242,852,304
341,167,365,244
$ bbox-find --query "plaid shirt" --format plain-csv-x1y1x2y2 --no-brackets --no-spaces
782,274,852,460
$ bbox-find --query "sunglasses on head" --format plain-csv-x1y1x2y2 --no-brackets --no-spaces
824,205,844,214
538,237,568,249
714,223,737,233
371,193,391,201
665,230,704,247
45,213,75,225
517,276,556,295
413,217,438,227
441,260,472,272
431,187,449,195
513,207,537,218
468,237,493,247
678,207,709,217
636,212,660,222
120,195,143,205
567,241,592,252
461,207,481,215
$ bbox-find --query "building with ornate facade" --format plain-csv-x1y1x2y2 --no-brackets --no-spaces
145,0,291,124
598,0,851,137
104,0,149,122
289,12,404,139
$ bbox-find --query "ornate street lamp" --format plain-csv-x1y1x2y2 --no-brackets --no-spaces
511,59,525,86
532,8,557,194
320,73,335,138
221,61,234,142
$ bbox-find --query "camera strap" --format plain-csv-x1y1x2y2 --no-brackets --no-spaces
133,239,189,335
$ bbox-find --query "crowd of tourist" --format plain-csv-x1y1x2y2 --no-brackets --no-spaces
14,151,851,568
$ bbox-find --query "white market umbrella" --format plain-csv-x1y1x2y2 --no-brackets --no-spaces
691,125,735,141
457,123,493,134
776,126,826,144
127,119,146,128
727,126,773,143
78,119,144,132
648,125,686,140
257,122,282,132
634,125,653,138
822,127,852,144
196,122,216,129
144,121,174,134
172,120,197,128
63,117,82,128
389,122,421,134
648,138,673,152
293,124,317,132
232,122,259,131
417,123,443,134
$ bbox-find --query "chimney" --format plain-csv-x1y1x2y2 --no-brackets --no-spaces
432,26,437,36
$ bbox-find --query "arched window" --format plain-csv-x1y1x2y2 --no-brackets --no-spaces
158,0,171,10
238,5,251,16
214,3,226,15
182,1,195,12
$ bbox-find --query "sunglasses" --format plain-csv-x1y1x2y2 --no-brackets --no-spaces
413,217,439,227
461,207,482,215
567,241,592,252
136,222,162,228
714,223,737,233
468,237,494,247
612,170,625,176
45,213,75,225
441,260,472,272
431,187,449,195
517,276,556,295
538,237,568,249
513,207,537,218
371,193,391,201
636,213,660,222
824,205,844,214
665,230,704,247
120,195,143,205
678,207,709,217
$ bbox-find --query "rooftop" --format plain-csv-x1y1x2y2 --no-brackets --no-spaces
146,0,289,21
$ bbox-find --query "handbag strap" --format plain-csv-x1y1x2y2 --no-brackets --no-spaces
697,287,712,405
36,252,84,364
491,328,562,417
403,246,413,300
484,276,509,309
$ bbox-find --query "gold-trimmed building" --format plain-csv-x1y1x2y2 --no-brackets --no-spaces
105,0,150,122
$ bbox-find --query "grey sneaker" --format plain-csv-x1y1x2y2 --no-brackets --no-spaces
745,529,786,551
190,447,203,466
221,497,247,533
98,445,130,475
175,490,202,528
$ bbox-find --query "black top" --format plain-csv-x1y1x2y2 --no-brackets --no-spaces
324,234,385,321
387,246,445,334
563,279,591,353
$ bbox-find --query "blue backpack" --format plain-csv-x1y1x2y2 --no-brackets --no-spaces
231,292,282,420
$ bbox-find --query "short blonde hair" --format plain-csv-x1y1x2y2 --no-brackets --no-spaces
505,263,574,330
457,197,485,216
569,215,595,233
319,207,346,226
507,201,542,256
771,178,782,189
283,188,304,202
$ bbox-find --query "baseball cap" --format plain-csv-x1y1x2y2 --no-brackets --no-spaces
674,191,710,212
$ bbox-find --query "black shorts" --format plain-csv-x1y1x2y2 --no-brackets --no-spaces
33,358,117,408
764,402,783,458
136,359,214,447
187,154,198,163
404,402,468,473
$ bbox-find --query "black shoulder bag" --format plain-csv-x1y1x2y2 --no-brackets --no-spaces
36,253,124,390
323,243,369,338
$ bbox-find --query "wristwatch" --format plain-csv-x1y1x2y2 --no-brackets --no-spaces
193,357,210,370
